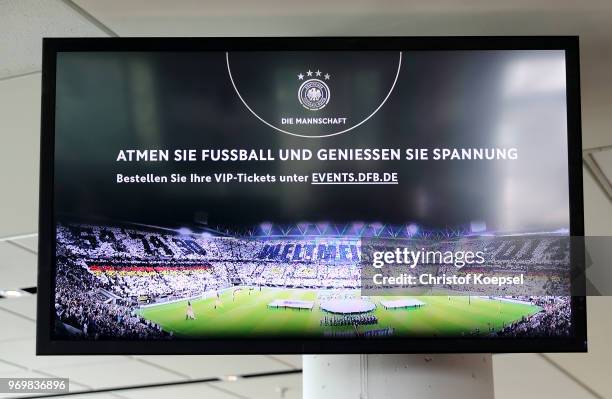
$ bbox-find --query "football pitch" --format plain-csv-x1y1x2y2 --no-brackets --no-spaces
137,288,541,338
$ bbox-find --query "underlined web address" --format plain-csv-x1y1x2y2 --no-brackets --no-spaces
311,172,398,185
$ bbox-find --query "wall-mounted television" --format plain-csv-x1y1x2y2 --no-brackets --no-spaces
37,37,586,354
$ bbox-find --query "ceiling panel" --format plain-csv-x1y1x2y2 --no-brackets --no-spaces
9,236,38,253
0,294,36,320
583,166,612,235
268,355,302,369
71,1,607,37
0,369,86,399
581,46,612,150
0,0,107,78
583,148,612,203
212,374,302,399
0,368,47,379
0,359,24,375
55,395,129,399
0,242,37,290
591,147,612,183
545,297,612,399
0,74,41,239
133,355,292,379
120,382,236,399
493,354,595,399
0,337,123,371
77,0,565,20
45,358,185,389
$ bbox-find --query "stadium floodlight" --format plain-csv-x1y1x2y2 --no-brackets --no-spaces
470,221,487,233
260,222,273,236
178,227,192,235
371,222,384,237
316,222,330,235
297,222,309,235
407,223,419,236
350,221,365,235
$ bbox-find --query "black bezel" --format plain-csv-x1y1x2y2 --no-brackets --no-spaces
37,36,587,355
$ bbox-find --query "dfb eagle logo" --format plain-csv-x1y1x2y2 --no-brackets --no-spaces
306,87,322,102
298,78,330,111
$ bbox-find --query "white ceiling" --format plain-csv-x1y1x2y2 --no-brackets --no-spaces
0,0,106,79
0,242,37,289
584,147,612,203
0,73,40,238
592,149,612,180
0,290,302,398
1,0,612,398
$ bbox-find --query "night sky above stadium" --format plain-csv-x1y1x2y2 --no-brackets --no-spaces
53,50,569,232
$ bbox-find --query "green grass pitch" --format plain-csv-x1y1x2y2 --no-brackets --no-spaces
137,288,541,338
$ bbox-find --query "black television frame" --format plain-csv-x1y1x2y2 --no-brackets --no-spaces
37,36,587,355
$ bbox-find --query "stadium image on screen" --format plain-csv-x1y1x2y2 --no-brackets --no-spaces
54,220,571,340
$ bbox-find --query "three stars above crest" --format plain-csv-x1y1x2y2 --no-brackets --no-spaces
298,70,331,80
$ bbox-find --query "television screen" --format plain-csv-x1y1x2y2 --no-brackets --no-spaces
37,37,586,354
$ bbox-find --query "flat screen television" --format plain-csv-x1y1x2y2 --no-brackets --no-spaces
37,37,586,354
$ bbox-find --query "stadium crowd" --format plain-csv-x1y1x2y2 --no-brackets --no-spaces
494,297,572,337
54,256,170,339
323,327,394,338
321,314,378,327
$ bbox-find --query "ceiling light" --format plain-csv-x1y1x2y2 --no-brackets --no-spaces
0,289,27,298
